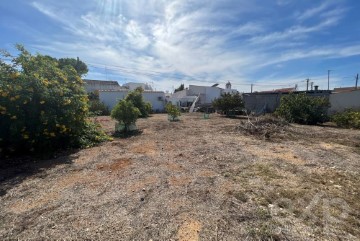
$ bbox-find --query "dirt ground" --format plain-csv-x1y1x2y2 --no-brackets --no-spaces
1,113,359,240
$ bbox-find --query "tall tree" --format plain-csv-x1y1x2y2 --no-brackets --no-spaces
58,57,88,77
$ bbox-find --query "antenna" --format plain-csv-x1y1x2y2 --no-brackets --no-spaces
306,78,310,91
327,70,332,90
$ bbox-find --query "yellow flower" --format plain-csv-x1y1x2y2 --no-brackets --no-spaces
11,116,17,120
0,111,6,115
49,132,56,137
10,73,19,79
15,95,20,100
10,97,16,101
23,100,28,104
41,111,45,115
40,100,45,104
1,92,8,97
23,134,29,140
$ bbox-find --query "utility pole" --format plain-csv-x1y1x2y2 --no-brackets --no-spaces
328,70,332,91
356,73,359,90
306,78,310,92
251,84,253,93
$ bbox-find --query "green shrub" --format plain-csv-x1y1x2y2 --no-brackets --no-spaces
331,110,360,129
0,45,108,157
87,90,110,116
212,92,244,116
111,100,141,132
145,102,153,115
166,103,181,121
125,87,150,118
89,100,110,116
275,93,330,125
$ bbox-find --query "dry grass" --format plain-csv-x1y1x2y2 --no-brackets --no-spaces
1,113,359,240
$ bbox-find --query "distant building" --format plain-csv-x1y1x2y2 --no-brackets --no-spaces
223,81,238,94
83,79,121,93
123,82,153,91
333,87,359,93
168,82,238,107
99,90,166,112
82,79,165,112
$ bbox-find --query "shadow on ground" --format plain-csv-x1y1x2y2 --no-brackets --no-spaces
0,151,78,197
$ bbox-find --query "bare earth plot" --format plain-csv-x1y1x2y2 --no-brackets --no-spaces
1,113,360,240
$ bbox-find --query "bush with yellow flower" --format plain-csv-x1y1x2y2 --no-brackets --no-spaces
0,44,109,158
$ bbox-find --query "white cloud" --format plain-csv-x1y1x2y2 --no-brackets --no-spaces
276,0,292,6
295,1,334,21
28,0,357,92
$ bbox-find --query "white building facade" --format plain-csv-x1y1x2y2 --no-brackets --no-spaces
168,82,238,107
99,90,166,112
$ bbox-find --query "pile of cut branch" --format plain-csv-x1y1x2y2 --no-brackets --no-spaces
238,115,288,139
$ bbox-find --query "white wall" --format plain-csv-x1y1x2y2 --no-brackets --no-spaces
99,90,166,112
205,87,222,103
222,89,238,94
189,85,206,96
188,85,222,104
329,90,360,113
99,91,128,110
142,92,166,112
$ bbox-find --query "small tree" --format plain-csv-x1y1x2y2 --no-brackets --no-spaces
125,87,150,118
166,103,181,121
212,92,244,116
275,93,330,125
111,100,141,132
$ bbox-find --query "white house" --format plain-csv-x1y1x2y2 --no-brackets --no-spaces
99,90,166,112
168,82,238,107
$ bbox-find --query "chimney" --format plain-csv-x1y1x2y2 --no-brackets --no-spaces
314,85,319,91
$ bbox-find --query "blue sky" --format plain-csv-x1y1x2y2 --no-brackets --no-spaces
1,0,360,92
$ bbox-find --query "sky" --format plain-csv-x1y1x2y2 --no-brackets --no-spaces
1,0,360,92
